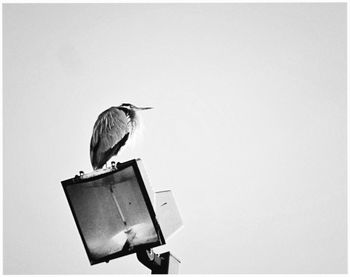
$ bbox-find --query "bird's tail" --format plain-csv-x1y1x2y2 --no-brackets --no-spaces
93,133,130,170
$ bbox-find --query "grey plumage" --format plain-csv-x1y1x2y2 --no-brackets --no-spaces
90,103,152,170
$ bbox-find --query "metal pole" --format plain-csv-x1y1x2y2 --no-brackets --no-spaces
136,249,180,274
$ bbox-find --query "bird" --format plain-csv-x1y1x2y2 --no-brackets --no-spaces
90,103,153,170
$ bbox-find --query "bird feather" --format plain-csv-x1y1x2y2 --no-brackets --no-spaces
90,107,130,169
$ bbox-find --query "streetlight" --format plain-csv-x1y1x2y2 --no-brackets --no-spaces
61,159,181,273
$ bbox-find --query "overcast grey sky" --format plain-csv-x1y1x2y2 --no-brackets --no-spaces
3,3,347,274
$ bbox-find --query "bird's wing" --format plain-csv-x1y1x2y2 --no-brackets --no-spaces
90,107,129,164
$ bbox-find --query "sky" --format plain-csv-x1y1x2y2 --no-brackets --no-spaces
3,3,347,274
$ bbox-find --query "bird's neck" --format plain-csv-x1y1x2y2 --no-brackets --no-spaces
118,107,138,133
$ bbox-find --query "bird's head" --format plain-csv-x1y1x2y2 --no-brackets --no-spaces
120,103,153,111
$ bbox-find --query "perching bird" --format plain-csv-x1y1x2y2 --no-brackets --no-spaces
90,103,152,170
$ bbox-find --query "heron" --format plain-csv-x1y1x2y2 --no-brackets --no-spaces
90,103,153,170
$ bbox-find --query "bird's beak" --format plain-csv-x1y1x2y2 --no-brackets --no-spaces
137,106,153,110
